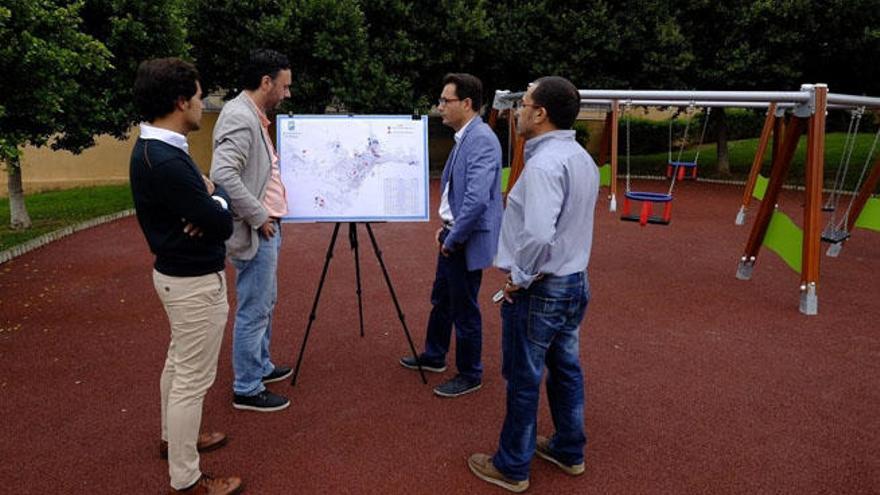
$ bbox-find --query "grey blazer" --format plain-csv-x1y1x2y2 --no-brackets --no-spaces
210,92,273,260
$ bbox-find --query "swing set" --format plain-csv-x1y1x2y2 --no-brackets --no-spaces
619,102,712,226
735,103,880,259
492,85,880,315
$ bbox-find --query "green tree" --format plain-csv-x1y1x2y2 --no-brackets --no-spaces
280,0,370,113
800,0,880,96
77,0,191,140
483,1,691,96
187,0,371,114
185,0,291,99
0,0,111,229
677,1,807,175
360,0,493,112
0,0,189,230
355,0,423,112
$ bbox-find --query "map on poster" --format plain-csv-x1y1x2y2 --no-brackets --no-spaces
277,115,429,222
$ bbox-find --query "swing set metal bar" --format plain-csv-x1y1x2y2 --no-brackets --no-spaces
494,90,865,111
578,99,856,110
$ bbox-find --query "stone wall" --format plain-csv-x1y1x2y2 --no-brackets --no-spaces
0,113,219,197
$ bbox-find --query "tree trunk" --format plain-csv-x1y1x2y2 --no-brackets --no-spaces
7,158,32,230
715,108,731,177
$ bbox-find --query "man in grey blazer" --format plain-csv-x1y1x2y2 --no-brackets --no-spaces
210,49,293,412
400,73,503,397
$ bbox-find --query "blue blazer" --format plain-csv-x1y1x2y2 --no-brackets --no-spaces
441,117,503,271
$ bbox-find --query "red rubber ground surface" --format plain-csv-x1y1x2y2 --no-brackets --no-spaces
0,179,878,494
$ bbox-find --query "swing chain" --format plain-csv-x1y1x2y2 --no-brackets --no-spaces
624,100,633,193
825,106,865,223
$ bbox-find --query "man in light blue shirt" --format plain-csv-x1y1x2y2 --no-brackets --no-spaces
468,76,599,493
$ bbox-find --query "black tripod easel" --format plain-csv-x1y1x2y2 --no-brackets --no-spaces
291,222,427,386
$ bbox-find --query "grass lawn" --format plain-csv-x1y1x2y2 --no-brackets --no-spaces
0,185,133,252
623,131,878,188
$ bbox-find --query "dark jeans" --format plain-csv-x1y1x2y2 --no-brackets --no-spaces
493,271,590,481
422,228,483,382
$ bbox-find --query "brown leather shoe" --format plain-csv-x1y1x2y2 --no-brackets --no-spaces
160,432,227,459
169,473,242,495
467,453,529,493
535,435,585,475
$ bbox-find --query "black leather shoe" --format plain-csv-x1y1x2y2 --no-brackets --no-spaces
233,390,290,412
399,355,447,373
262,365,293,384
434,374,481,398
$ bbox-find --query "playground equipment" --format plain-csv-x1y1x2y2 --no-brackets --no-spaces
820,113,880,255
493,85,880,315
665,106,712,181
619,103,686,226
734,105,880,258
617,103,712,226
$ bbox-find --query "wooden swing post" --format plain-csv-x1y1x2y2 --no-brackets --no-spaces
507,109,526,192
735,114,805,279
596,110,612,167
845,149,880,234
736,102,778,225
800,84,828,314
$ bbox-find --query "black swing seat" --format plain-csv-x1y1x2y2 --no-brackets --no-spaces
620,214,671,225
821,228,850,244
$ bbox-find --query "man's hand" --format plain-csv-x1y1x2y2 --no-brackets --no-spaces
501,273,542,302
182,218,204,238
259,219,277,239
436,227,453,257
201,175,216,195
502,276,521,303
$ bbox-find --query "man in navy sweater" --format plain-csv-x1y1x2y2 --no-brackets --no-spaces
130,58,240,495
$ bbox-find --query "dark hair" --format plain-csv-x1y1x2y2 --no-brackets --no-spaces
442,73,483,112
240,49,291,91
531,76,580,130
133,58,199,122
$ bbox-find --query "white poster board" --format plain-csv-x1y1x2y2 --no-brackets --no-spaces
277,115,430,222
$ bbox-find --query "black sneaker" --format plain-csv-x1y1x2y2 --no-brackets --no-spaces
262,365,293,384
399,355,447,373
433,374,482,398
233,390,290,412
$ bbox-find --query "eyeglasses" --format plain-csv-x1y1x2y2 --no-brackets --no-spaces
514,99,542,111
438,97,461,106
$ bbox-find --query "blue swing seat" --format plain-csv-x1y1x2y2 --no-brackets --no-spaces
666,160,699,180
621,191,673,226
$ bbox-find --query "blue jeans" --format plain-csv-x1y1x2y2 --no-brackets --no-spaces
422,228,483,382
493,271,589,481
231,226,281,396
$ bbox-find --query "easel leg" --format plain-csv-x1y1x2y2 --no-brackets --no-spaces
349,223,365,338
365,223,427,384
291,222,341,386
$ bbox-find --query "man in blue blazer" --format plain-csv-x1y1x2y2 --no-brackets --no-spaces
400,73,503,397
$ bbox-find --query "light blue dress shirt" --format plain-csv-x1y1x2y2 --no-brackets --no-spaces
494,130,599,288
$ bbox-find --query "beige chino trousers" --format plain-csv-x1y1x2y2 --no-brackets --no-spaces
153,270,228,490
